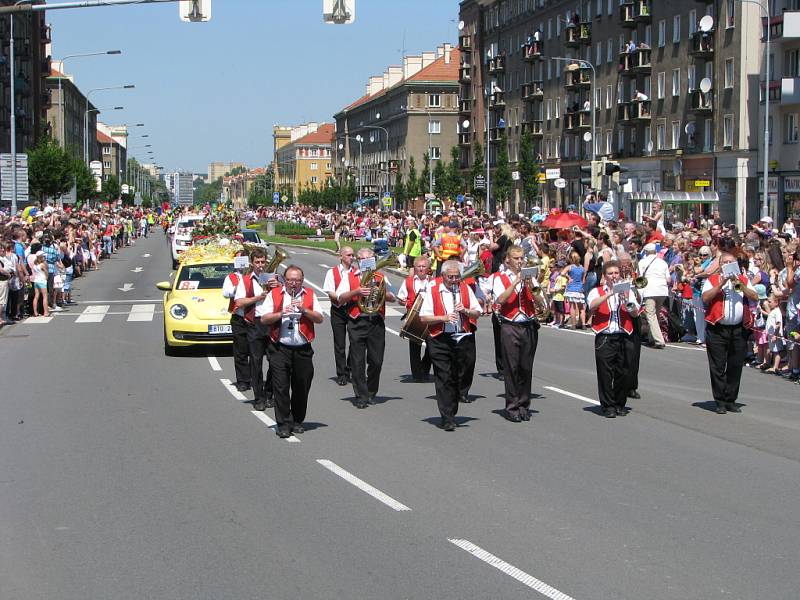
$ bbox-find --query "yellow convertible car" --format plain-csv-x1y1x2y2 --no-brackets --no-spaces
156,254,236,355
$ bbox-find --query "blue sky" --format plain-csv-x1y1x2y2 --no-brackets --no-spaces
49,0,459,174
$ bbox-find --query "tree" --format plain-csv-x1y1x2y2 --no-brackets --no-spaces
433,157,447,198
445,145,463,200
29,137,73,203
393,172,406,209
518,132,540,208
493,135,512,208
72,158,96,202
101,175,121,202
420,152,431,196
470,141,485,196
226,165,247,177
407,156,419,201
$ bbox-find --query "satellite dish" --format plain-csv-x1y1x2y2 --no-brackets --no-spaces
583,132,592,142
699,15,714,32
685,122,696,135
458,20,465,31
699,78,712,94
462,119,471,129
375,112,381,119
647,140,654,153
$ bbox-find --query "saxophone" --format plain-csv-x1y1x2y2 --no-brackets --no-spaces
358,253,400,314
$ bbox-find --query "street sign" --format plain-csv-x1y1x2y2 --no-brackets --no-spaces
134,193,143,206
511,171,520,181
693,179,711,187
456,194,465,203
536,173,547,184
383,197,392,207
474,174,486,190
0,153,29,205
272,191,280,204
121,184,130,194
281,195,288,203
383,191,391,198
545,168,561,179
554,178,567,189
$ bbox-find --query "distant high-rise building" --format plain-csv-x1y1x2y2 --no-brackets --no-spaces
172,172,194,206
208,161,247,182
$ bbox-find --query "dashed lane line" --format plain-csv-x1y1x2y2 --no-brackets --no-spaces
316,459,411,512
207,355,222,371
218,378,300,443
448,539,576,600
543,386,600,407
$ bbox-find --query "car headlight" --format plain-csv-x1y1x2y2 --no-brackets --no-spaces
170,304,188,320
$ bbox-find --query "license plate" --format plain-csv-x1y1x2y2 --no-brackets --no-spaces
208,324,232,334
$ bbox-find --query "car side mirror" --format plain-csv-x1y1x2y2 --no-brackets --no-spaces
155,281,172,291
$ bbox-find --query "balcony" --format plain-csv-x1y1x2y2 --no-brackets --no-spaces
522,40,543,61
522,81,544,102
458,131,473,146
41,89,52,109
459,98,473,114
41,24,51,43
578,22,592,44
489,126,505,143
631,100,651,121
522,118,544,137
458,34,472,52
620,2,636,27
782,77,800,105
459,65,472,83
41,55,51,75
564,24,580,48
760,79,781,103
617,102,632,123
564,66,592,90
689,31,714,58
490,91,506,109
689,90,713,114
763,15,783,40
488,55,506,75
619,49,652,76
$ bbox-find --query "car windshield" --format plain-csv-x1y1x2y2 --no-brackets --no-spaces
175,263,234,290
241,230,260,243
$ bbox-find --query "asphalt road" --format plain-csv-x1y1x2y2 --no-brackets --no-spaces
1,234,799,600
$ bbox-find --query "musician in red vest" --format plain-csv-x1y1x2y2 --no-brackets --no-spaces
701,252,759,414
234,248,280,412
222,249,251,392
395,255,432,382
493,246,541,423
335,248,396,409
587,260,641,418
322,246,355,386
419,259,481,431
257,265,323,438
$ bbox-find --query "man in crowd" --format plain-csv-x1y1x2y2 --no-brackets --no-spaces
396,255,432,382
257,265,323,438
638,242,671,348
322,246,355,386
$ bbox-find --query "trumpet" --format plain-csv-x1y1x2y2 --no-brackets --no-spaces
358,253,400,314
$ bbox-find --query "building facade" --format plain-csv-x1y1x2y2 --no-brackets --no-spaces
333,44,460,207
208,161,246,183
274,122,334,199
46,66,98,161
458,0,763,226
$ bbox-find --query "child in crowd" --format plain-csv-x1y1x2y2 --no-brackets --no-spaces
549,260,567,328
764,293,784,374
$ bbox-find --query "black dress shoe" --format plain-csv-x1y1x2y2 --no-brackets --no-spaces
520,410,531,421
726,404,742,413
291,423,305,434
442,421,456,431
235,382,251,392
615,406,629,416
461,395,474,403
367,392,377,405
355,399,368,409
627,389,641,399
253,399,266,411
504,412,522,423
276,427,291,439
715,405,727,414
336,376,348,386
265,397,275,409
602,408,617,418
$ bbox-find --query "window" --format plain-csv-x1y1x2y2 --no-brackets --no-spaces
103,161,112,169
726,0,735,28
658,20,666,47
430,146,441,159
689,9,697,37
547,18,552,39
768,115,773,145
546,98,552,120
644,24,651,46
608,0,613,15
310,162,318,170
326,162,331,170
606,85,613,108
673,15,681,43
786,49,800,78
671,121,681,149
607,39,613,63
311,176,318,184
596,0,602,16
617,128,625,152
704,119,713,151
724,58,734,88
723,114,734,147
596,41,602,65
786,113,799,143
428,94,441,107
657,72,666,99
606,129,612,154
102,146,111,155
429,120,441,134
672,69,681,96
688,64,696,91
656,122,666,150
555,96,561,118
547,59,552,79
555,136,561,158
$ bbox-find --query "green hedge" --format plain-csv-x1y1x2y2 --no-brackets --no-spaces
274,222,316,236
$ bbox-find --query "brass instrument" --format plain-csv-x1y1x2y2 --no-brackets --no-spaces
732,280,744,293
462,259,486,281
522,257,550,320
633,275,648,289
358,253,400,314
266,246,288,273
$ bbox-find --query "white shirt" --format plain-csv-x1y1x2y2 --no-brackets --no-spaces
233,272,279,304
322,264,352,306
420,281,479,334
492,270,538,322
255,286,321,346
702,278,754,325
396,275,430,303
222,272,246,317
637,254,671,298
587,286,641,334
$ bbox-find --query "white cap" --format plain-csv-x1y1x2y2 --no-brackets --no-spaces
643,243,657,253
493,219,505,226
760,215,774,224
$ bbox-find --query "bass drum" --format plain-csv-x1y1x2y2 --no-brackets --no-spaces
399,293,429,345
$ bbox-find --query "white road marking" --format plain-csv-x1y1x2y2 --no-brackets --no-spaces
318,263,331,268
76,305,110,323
117,283,135,292
251,411,301,442
79,299,160,304
22,316,53,324
448,539,576,600
385,326,401,337
127,304,155,322
131,267,143,273
304,278,327,295
219,378,247,401
207,355,222,371
316,459,411,512
142,253,151,257
543,386,600,406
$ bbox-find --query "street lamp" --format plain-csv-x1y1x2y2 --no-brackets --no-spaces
338,135,363,202
550,56,597,163
84,84,135,164
362,115,390,206
55,50,121,149
424,108,435,195
8,0,33,215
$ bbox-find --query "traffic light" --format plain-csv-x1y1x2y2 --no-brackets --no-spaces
580,160,602,190
604,160,629,186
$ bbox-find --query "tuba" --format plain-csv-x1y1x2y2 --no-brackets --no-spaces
266,246,288,273
461,259,486,281
524,256,550,320
358,253,400,314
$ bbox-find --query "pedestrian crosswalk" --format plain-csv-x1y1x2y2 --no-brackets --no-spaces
23,303,163,325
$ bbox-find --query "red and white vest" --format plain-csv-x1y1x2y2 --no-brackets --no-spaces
495,272,537,320
591,287,635,335
226,272,240,314
428,278,478,338
268,287,316,343
330,265,349,307
403,275,428,311
346,270,386,319
704,273,753,328
242,273,258,324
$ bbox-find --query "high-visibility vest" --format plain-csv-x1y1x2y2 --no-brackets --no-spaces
440,233,462,259
404,228,422,257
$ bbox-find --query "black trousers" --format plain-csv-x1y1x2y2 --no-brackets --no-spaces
629,318,642,391
246,321,273,402
330,305,351,378
500,321,539,416
491,313,504,373
230,314,251,387
705,322,747,406
594,333,632,410
347,316,386,401
428,333,476,424
269,342,314,429
408,340,431,380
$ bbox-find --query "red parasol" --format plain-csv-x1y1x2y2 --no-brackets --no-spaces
540,211,588,230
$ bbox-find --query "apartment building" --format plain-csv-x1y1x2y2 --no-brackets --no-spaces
274,122,334,199
458,0,763,226
46,65,98,161
208,161,246,183
96,130,126,187
333,44,460,205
